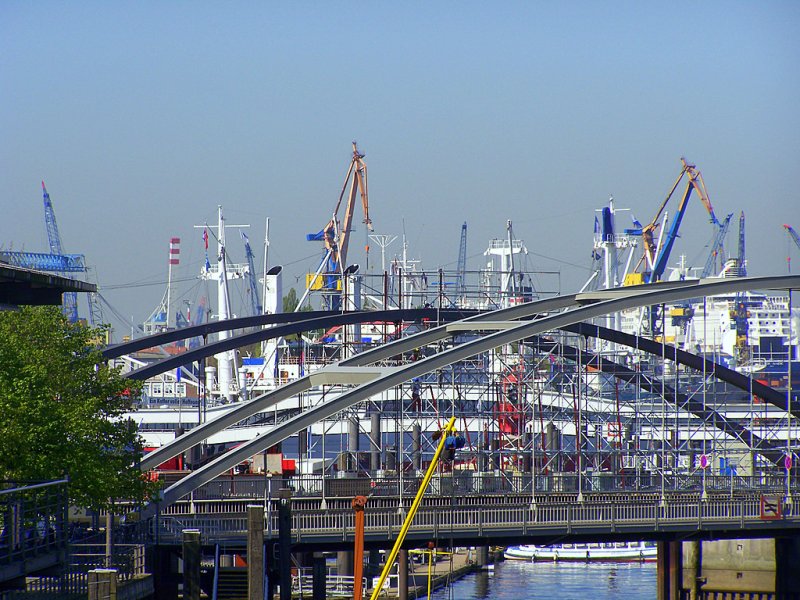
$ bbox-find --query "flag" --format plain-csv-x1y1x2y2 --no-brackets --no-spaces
594,216,600,235
203,228,209,250
176,367,182,382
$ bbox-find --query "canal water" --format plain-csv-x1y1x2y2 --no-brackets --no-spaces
428,560,657,599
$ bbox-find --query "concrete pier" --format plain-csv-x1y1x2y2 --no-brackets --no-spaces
681,537,800,597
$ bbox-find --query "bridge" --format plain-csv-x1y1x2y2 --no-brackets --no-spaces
150,477,799,550
110,275,800,599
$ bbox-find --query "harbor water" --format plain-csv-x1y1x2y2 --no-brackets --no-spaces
429,560,657,600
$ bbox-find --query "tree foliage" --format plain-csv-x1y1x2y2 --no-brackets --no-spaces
0,306,157,511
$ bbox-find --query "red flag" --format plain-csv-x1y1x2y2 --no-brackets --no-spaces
203,228,208,250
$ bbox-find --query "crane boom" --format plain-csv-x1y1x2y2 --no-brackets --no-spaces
700,213,733,278
306,142,373,309
737,211,746,277
240,231,262,316
641,158,721,283
42,181,65,256
785,224,800,250
41,182,78,321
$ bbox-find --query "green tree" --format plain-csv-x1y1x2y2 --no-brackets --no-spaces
0,306,157,511
282,287,300,313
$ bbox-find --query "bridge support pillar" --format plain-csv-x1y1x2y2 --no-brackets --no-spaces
775,536,800,596
312,552,326,600
247,506,264,600
475,545,489,568
398,549,409,600
656,540,682,600
182,529,201,600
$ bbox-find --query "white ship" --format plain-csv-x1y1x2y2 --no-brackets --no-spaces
504,541,657,562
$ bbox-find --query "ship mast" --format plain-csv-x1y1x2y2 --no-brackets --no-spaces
196,206,249,402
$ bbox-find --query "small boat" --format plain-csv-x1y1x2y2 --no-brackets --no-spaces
504,541,657,562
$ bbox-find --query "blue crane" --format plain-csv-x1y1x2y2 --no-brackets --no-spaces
240,231,262,316
641,158,721,283
785,224,800,273
737,211,746,277
2,182,87,322
700,213,733,278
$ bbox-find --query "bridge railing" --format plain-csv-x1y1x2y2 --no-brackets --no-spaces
166,471,800,511
148,492,798,545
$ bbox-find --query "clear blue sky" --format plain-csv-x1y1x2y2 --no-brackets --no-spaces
2,2,799,335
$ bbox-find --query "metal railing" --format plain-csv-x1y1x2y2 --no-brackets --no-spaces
149,491,799,545
0,479,69,569
292,573,368,598
170,471,800,506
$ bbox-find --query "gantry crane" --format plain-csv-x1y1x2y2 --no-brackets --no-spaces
306,142,373,309
638,158,722,282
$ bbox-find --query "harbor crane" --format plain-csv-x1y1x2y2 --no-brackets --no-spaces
785,224,800,273
700,212,734,278
637,158,723,283
0,182,101,324
306,142,373,309
737,211,746,277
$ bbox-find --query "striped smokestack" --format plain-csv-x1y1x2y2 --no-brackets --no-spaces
169,237,180,265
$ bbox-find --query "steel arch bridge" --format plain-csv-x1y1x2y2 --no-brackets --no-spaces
133,275,800,515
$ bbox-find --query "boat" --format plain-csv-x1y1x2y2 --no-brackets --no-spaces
503,541,657,562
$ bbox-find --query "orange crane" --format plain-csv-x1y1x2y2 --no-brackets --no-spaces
636,157,720,281
307,142,373,308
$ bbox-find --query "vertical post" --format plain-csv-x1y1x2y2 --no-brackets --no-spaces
688,540,701,600
278,489,292,600
312,552,327,600
397,549,408,600
352,496,367,600
105,507,113,567
182,529,201,600
247,505,264,600
656,540,682,600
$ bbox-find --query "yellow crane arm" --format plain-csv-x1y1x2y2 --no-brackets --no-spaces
368,416,457,600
